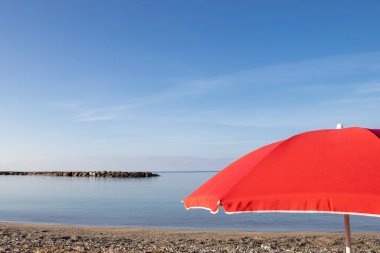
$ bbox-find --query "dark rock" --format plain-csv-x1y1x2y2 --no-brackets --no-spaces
0,171,159,178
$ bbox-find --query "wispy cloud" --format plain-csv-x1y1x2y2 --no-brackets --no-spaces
354,83,380,94
78,115,115,122
326,95,380,105
7,50,380,171
50,101,81,110
117,51,380,109
76,108,122,122
51,102,127,122
49,52,380,140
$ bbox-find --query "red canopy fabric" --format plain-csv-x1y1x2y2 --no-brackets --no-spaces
183,127,380,216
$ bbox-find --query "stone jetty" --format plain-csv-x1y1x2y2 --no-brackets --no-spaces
0,171,159,178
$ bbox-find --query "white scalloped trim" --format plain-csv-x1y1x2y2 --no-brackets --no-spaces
182,200,220,214
182,199,380,217
184,206,219,214
223,209,380,218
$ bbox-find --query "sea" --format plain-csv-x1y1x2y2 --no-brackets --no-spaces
1,171,380,232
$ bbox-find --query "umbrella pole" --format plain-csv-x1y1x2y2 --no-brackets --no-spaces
344,214,352,253
336,124,351,252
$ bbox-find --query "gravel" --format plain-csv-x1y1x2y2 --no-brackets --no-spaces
1,222,380,252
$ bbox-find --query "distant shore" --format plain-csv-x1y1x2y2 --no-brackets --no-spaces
1,222,380,252
0,171,159,178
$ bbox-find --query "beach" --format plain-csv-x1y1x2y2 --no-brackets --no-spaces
1,222,380,253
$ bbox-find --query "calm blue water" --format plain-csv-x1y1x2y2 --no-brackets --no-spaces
1,172,380,232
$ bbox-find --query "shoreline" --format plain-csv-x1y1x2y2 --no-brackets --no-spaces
1,222,380,252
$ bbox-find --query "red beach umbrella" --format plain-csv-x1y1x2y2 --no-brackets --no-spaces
183,124,380,253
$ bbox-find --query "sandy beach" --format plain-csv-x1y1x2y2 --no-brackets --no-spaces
0,222,379,252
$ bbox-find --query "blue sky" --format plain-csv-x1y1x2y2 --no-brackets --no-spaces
1,1,380,170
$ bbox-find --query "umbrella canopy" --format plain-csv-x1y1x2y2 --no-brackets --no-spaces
183,126,380,215
183,126,380,253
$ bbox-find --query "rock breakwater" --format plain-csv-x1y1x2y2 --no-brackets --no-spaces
0,171,159,178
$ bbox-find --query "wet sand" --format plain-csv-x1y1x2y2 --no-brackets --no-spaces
1,222,380,252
